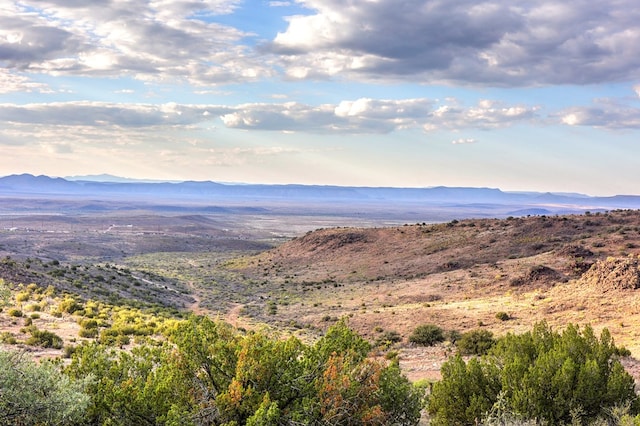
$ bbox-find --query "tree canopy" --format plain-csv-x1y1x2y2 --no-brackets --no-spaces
428,321,638,425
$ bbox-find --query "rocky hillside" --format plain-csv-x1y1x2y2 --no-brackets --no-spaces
226,210,640,364
234,211,640,286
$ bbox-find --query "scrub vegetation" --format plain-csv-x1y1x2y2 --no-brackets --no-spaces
4,209,640,424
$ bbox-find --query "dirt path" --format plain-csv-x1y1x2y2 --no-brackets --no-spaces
225,303,244,328
184,281,210,316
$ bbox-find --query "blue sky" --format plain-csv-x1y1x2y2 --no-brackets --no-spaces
1,0,640,195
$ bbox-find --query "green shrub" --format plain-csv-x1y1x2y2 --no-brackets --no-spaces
375,330,402,347
0,349,89,424
79,319,98,329
446,329,462,344
409,324,445,346
57,297,83,314
429,322,638,425
15,291,31,303
79,328,98,338
25,329,63,349
457,329,496,355
0,332,17,344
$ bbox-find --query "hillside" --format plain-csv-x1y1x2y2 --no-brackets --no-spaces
225,210,640,380
4,208,640,386
232,210,638,286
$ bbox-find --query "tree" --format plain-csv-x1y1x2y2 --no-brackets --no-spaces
428,322,638,425
0,349,90,425
65,342,193,425
66,315,426,425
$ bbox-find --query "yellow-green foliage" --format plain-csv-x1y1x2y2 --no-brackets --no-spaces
15,291,31,303
57,297,83,314
92,306,172,346
25,303,43,312
8,308,23,317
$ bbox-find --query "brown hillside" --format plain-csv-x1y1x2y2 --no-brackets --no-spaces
225,210,640,382
234,212,639,285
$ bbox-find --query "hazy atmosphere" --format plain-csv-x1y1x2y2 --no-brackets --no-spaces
1,0,639,195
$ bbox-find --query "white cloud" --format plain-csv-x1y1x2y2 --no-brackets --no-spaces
0,97,540,135
558,104,640,129
269,0,640,86
0,0,267,85
452,138,477,144
0,70,53,94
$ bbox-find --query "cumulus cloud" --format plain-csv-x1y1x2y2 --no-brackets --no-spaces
269,0,640,86
4,0,638,88
0,0,267,85
0,101,233,127
423,99,538,131
221,98,536,133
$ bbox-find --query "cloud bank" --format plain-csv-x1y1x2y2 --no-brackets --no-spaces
270,0,640,86
1,0,638,87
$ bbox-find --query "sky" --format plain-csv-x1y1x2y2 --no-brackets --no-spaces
1,0,639,195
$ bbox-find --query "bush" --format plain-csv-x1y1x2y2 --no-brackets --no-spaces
457,329,496,355
0,332,17,344
495,311,510,321
8,308,23,317
428,322,638,425
25,329,64,349
409,324,445,346
446,329,462,344
0,349,89,424
57,297,83,314
375,330,403,347
79,328,98,338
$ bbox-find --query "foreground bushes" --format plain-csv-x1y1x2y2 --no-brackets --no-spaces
66,317,425,425
428,322,638,425
0,350,89,425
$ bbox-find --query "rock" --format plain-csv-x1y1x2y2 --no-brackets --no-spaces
579,257,640,291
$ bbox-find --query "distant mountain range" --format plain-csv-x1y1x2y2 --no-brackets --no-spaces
1,173,639,216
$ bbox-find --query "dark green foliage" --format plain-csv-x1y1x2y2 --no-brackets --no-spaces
428,322,638,425
66,316,424,425
456,329,496,355
409,323,445,346
66,342,192,426
428,355,501,426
